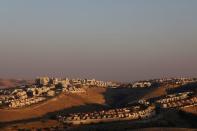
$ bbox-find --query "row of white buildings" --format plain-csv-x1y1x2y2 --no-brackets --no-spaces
35,77,119,88
156,92,192,104
9,97,46,108
58,105,156,125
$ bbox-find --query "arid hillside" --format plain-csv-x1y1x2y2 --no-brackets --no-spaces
142,86,167,99
0,88,106,122
0,79,31,89
0,87,165,123
0,86,171,123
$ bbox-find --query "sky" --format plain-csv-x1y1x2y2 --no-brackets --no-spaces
0,0,197,82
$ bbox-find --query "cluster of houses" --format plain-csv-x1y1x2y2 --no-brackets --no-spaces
62,87,86,93
155,92,197,109
132,81,152,88
0,77,118,109
8,97,46,108
161,96,197,109
156,92,192,104
126,77,197,89
0,87,52,108
153,77,197,86
69,78,119,88
58,104,156,125
26,86,56,97
35,77,118,88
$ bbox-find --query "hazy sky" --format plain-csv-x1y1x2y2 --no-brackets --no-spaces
0,0,197,82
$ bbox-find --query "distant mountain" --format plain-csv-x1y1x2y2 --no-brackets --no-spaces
0,79,32,89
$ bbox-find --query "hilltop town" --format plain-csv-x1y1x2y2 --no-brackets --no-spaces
0,77,118,109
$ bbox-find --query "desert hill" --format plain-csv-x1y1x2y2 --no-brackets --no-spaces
0,88,106,122
0,79,31,89
0,87,165,123
0,86,173,123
